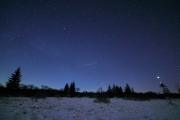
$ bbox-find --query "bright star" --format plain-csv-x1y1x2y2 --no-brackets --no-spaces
157,76,160,79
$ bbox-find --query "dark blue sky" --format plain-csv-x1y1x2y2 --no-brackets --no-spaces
0,0,180,92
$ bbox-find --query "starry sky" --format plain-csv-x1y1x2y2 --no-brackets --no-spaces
0,0,180,93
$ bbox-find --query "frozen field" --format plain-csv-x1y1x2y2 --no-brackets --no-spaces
0,97,180,120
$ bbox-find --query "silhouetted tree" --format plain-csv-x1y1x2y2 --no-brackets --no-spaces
106,85,113,98
115,85,123,97
131,88,135,93
118,86,123,97
124,83,131,94
112,84,116,96
6,67,22,89
76,87,80,92
41,85,52,90
175,83,180,93
159,82,173,105
64,83,69,96
107,85,111,92
26,84,38,90
69,81,76,97
33,86,39,90
0,83,4,89
112,85,117,97
19,84,27,89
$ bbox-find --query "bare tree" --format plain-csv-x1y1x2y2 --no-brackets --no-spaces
175,83,180,93
159,82,173,105
98,87,103,93
76,88,80,93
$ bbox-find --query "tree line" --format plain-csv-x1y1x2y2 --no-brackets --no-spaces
0,67,180,99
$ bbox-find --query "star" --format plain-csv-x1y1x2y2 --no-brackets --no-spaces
0,0,179,93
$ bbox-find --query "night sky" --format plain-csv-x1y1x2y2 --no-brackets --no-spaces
0,0,180,93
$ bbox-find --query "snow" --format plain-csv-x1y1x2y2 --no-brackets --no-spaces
0,97,180,120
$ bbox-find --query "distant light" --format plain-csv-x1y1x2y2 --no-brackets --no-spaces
157,76,160,79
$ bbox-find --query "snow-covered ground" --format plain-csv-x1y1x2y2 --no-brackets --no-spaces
0,97,180,120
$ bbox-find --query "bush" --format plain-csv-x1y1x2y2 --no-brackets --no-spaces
93,95,110,103
93,88,110,103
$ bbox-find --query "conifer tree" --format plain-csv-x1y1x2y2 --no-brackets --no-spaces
114,85,119,97
107,85,112,93
106,85,113,98
6,67,22,89
118,86,123,97
119,86,123,93
112,84,116,95
124,83,131,94
64,83,69,96
69,81,76,97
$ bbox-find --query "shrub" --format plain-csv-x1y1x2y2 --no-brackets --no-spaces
93,88,110,104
